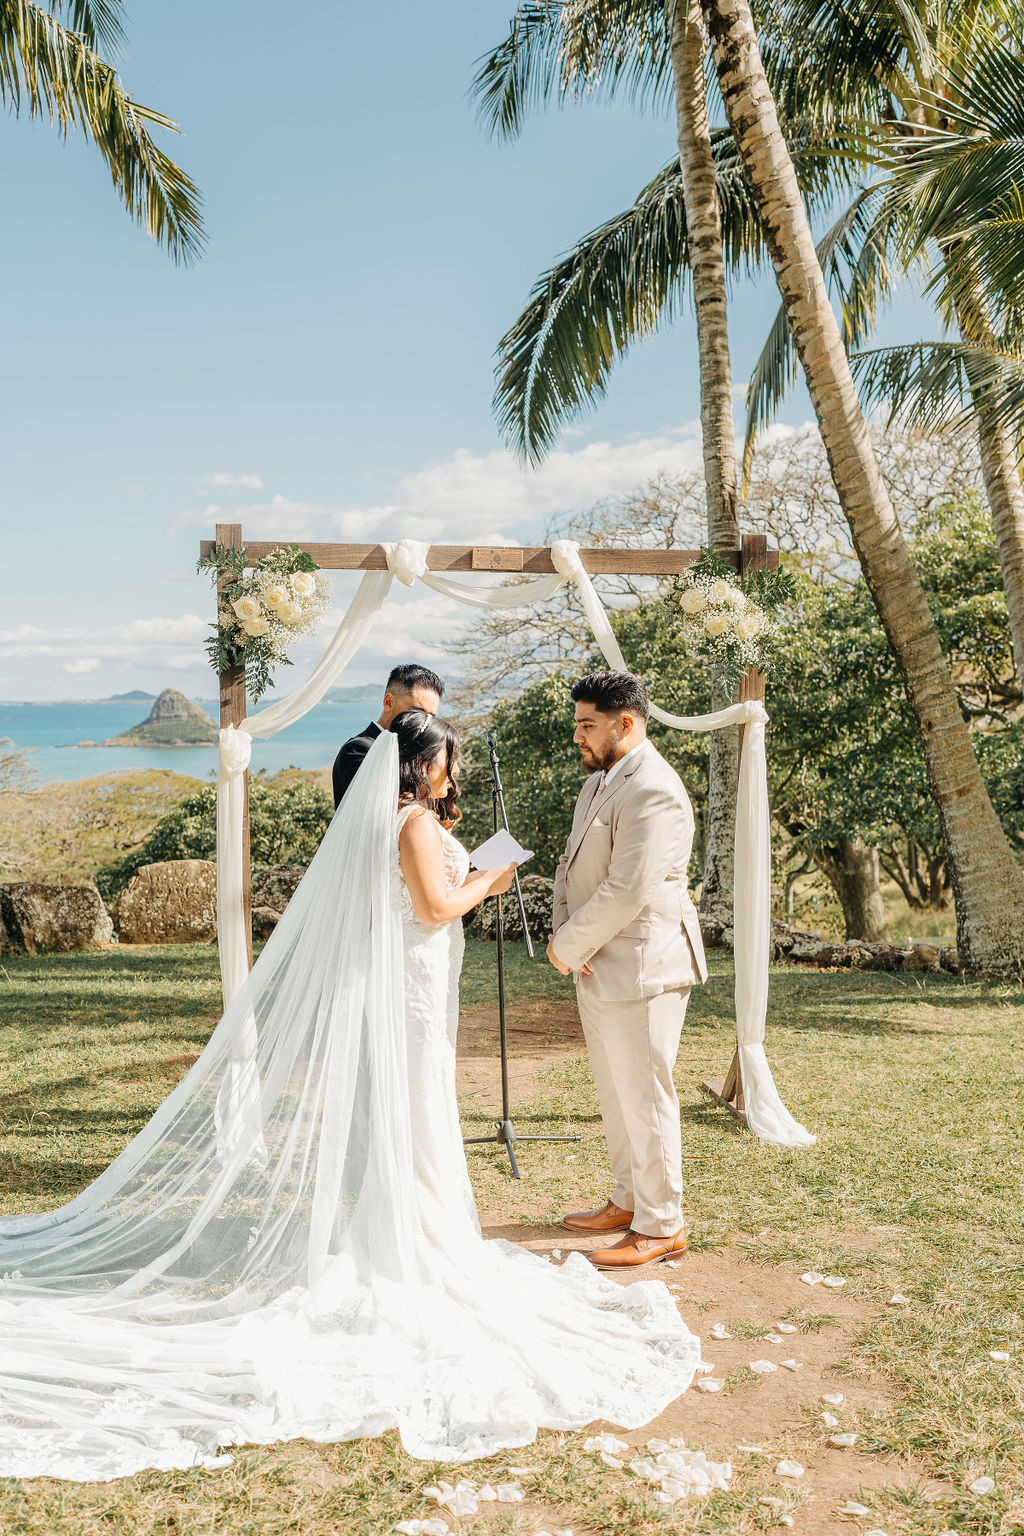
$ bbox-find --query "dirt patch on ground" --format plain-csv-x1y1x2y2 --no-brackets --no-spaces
462,999,941,1536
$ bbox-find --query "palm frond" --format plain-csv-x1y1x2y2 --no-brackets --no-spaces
0,0,204,262
52,0,125,52
496,122,856,460
471,0,672,140
851,336,1024,445
756,0,913,125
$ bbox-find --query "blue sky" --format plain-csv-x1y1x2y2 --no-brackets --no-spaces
1,0,940,701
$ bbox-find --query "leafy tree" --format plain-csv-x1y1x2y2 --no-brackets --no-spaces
2,0,203,262
97,778,334,900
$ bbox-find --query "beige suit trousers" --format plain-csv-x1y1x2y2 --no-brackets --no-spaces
576,984,691,1239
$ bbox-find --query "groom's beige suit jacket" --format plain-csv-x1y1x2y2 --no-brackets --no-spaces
551,739,707,1002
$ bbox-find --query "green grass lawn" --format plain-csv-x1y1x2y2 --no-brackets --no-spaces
0,941,1021,1534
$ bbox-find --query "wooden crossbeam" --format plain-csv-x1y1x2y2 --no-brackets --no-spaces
198,540,780,575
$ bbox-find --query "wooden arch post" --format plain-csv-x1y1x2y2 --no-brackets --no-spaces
203,530,776,1110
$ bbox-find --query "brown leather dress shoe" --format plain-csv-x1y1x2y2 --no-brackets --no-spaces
589,1229,688,1268
562,1200,635,1234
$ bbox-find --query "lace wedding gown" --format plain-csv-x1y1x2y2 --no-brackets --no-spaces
0,734,699,1481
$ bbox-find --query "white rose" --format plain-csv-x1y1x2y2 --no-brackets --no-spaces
231,595,261,622
709,577,732,604
291,571,317,598
724,585,747,609
679,586,706,615
263,584,288,609
736,613,763,641
243,617,269,637
703,613,729,637
279,600,303,624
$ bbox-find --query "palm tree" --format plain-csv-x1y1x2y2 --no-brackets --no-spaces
475,0,765,912
748,1,1024,686
1,0,203,262
698,0,1024,972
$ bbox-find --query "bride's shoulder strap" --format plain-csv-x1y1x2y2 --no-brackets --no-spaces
397,801,436,836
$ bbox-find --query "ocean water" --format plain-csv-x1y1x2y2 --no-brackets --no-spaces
0,699,374,784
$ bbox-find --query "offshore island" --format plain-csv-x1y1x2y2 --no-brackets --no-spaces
75,688,219,748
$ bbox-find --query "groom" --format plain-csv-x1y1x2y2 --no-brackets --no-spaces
332,663,445,807
547,670,707,1269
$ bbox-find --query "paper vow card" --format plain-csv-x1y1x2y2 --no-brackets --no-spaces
469,828,534,871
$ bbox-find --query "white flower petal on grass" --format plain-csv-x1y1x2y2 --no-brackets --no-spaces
496,1482,526,1502
760,1496,785,1509
969,1476,996,1495
646,1438,673,1453
775,1459,805,1478
508,1466,540,1476
737,1445,765,1453
863,1529,891,1536
776,1322,798,1334
697,1378,725,1393
888,1293,909,1305
837,1501,871,1516
710,1322,732,1339
780,1359,804,1371
779,1518,795,1527
762,1333,785,1344
551,1249,562,1261
599,1452,624,1469
665,1259,680,1268
395,1521,451,1536
584,1434,629,1455
477,1485,497,1502
750,1359,778,1374
821,1275,847,1288
422,1480,479,1517
829,1433,858,1447
630,1458,662,1482
822,1412,839,1428
695,1360,716,1374
822,1392,845,1405
800,1271,825,1286
989,1350,1010,1361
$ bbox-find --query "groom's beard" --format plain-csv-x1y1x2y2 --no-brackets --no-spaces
580,740,621,774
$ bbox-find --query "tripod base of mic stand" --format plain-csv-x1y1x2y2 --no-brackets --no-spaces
465,1120,581,1180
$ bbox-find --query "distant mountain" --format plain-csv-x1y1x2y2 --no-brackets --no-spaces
106,690,156,702
324,683,380,704
82,689,219,748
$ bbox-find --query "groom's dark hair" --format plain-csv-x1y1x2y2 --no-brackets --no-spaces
571,670,650,721
386,663,445,699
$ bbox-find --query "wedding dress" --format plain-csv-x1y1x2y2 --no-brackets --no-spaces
0,732,699,1482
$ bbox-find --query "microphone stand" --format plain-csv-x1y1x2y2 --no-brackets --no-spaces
463,732,580,1178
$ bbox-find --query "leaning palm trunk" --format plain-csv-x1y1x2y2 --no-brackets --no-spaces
975,414,1024,684
700,0,1024,974
671,0,739,917
944,258,1024,687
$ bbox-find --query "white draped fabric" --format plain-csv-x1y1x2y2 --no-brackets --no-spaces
216,537,813,1148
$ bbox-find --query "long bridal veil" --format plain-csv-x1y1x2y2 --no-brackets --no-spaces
0,731,699,1482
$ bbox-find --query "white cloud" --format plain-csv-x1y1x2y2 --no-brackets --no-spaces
196,472,264,491
0,615,208,670
63,657,101,675
174,430,706,545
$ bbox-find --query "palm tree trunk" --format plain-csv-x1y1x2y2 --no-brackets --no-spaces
700,0,1024,975
671,0,739,919
975,415,1024,685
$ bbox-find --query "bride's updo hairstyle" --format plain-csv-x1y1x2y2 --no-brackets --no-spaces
390,708,459,812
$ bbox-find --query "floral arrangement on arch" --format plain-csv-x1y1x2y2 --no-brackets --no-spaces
667,548,794,690
198,543,332,701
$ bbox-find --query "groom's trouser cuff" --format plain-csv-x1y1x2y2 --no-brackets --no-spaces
577,986,690,1239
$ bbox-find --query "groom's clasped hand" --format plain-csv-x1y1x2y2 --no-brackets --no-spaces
546,671,707,1273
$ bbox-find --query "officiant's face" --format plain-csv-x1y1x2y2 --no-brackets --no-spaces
573,704,629,773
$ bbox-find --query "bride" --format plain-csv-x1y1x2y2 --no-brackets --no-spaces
0,710,700,1482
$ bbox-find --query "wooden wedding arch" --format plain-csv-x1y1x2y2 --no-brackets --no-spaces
200,523,779,1122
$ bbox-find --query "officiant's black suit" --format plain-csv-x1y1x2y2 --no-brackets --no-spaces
332,720,382,808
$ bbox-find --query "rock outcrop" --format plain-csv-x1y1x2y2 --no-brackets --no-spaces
0,882,113,953
251,865,307,914
703,916,960,975
98,689,218,748
114,859,217,944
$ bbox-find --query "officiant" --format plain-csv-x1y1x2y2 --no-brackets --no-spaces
332,663,445,806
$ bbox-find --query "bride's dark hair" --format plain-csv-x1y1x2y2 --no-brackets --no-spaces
390,709,459,813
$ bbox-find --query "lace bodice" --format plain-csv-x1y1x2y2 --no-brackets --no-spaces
395,804,471,931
